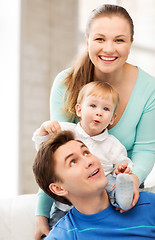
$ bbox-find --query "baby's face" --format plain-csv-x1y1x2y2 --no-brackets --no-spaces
76,94,116,136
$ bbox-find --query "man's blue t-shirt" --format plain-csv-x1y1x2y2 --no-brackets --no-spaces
45,192,155,240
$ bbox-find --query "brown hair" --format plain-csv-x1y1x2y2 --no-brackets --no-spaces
33,131,75,205
85,4,134,40
63,4,133,120
77,81,119,114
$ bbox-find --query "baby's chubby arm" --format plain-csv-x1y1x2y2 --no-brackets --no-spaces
32,120,62,151
38,120,61,136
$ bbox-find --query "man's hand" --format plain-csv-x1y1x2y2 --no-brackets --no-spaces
34,216,50,240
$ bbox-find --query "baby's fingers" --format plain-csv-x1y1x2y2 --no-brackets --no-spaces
50,121,61,134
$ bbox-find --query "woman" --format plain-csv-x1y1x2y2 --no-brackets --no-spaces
34,4,155,240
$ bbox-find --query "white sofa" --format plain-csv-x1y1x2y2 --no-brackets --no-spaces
0,194,37,240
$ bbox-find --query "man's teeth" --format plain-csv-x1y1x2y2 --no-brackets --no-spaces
100,56,117,61
90,169,99,177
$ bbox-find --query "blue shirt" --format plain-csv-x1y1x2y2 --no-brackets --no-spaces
45,192,155,240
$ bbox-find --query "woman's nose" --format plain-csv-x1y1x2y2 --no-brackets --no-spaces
103,41,115,54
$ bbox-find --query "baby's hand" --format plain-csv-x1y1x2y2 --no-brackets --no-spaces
38,120,61,136
115,162,132,175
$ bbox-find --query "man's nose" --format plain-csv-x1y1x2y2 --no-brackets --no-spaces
83,156,93,168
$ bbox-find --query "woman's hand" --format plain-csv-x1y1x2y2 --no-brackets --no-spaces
38,120,61,136
34,216,50,240
131,174,139,208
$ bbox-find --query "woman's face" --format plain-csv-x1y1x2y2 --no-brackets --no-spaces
86,16,133,76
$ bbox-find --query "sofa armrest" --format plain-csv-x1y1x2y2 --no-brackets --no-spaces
0,194,37,240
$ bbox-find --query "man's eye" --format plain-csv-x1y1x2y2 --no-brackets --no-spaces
83,150,90,156
70,160,76,167
90,104,96,108
104,107,109,111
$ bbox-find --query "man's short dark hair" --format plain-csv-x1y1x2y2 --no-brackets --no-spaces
33,130,75,205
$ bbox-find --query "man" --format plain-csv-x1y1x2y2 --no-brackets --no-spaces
33,131,155,240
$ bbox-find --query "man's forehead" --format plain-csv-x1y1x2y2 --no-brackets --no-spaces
63,140,87,151
55,140,87,156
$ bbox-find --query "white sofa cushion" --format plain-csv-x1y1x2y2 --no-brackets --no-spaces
0,194,37,240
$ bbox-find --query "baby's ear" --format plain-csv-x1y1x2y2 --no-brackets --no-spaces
75,103,82,118
109,113,117,126
49,182,68,197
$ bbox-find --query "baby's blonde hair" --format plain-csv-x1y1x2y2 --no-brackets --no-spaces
77,81,119,114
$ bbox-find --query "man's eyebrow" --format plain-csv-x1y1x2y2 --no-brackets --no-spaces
76,140,87,149
80,143,87,149
64,143,87,162
64,153,74,162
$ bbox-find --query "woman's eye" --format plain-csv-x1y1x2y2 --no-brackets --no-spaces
96,38,104,42
115,39,124,43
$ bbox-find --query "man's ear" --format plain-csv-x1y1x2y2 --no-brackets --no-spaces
109,113,117,126
49,182,68,197
75,103,82,118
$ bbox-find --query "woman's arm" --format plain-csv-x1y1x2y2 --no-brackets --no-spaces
50,68,73,122
132,91,155,184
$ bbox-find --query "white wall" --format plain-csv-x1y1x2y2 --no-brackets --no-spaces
0,0,20,198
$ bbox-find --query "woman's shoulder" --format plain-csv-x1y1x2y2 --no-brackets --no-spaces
51,68,72,93
137,67,155,87
54,68,72,84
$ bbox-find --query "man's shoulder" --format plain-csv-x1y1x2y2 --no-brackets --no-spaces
46,210,74,240
138,191,155,206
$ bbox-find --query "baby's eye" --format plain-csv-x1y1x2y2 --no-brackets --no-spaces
90,104,96,108
104,107,109,111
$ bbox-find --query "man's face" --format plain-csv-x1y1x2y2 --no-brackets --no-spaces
53,140,108,200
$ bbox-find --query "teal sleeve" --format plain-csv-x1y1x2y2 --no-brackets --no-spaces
36,189,54,218
132,89,155,184
109,68,155,185
50,68,73,122
36,69,73,217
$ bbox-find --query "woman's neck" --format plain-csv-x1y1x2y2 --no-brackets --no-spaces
71,189,110,215
94,63,130,88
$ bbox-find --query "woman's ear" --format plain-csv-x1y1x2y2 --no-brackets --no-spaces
86,38,89,51
49,182,68,197
75,103,82,118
